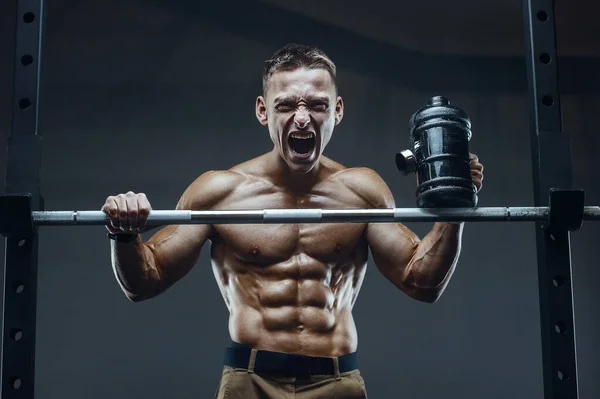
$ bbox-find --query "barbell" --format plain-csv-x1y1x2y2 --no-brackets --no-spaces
0,188,593,237
29,206,600,226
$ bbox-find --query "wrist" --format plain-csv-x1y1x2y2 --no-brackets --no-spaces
107,232,139,243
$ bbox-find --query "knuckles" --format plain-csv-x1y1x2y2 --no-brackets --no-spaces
106,192,150,204
103,192,151,224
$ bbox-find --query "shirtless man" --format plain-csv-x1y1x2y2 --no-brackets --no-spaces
102,44,484,399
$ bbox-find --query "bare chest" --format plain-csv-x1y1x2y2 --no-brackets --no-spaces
212,190,367,264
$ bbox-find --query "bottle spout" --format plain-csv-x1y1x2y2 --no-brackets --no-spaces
429,96,450,106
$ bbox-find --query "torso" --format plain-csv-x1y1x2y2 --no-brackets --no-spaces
208,155,370,357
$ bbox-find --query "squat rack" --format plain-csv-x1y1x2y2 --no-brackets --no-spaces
0,0,581,398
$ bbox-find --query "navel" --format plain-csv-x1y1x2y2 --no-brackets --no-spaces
248,246,261,257
334,243,342,254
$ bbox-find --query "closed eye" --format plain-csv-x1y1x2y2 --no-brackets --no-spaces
310,102,328,111
275,103,295,112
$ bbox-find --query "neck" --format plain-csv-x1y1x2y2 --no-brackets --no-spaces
266,147,322,193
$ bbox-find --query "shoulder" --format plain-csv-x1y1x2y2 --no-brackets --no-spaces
177,169,247,210
331,167,395,208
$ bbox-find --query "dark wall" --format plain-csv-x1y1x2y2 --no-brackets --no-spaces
1,1,599,399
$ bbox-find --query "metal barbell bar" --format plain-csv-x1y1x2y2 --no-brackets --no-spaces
32,206,600,226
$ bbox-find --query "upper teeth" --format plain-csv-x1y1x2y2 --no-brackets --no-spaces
291,133,314,139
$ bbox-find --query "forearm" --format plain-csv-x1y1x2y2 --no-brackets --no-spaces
404,222,464,291
110,237,161,300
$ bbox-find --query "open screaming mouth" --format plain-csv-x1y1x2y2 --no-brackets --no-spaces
288,132,316,157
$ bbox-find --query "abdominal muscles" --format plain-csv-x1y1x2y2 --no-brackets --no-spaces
211,245,364,358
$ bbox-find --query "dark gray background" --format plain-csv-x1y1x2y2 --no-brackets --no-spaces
1,0,599,398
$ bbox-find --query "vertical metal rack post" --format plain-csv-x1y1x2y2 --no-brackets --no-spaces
524,0,580,398
1,0,45,397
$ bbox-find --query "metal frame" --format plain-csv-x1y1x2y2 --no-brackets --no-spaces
0,0,580,398
524,0,580,397
1,0,44,397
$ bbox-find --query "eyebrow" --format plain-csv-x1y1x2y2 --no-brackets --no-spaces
273,95,330,104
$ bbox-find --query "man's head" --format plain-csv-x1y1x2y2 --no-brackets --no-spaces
256,44,344,174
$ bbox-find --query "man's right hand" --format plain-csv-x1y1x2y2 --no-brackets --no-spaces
101,191,152,234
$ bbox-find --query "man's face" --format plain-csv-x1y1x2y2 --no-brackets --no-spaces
256,67,344,173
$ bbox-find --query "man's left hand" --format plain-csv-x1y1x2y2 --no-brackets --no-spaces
469,153,484,192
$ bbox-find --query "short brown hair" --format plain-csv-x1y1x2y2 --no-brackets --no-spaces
262,43,337,95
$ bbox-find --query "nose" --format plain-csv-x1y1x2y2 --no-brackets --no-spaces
294,109,310,129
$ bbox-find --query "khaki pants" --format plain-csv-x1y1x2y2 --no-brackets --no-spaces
215,365,369,399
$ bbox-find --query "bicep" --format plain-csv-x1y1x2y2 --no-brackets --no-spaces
141,171,232,292
366,222,419,290
357,169,421,289
145,222,212,293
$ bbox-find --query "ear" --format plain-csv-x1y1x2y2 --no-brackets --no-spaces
334,96,344,125
256,96,268,126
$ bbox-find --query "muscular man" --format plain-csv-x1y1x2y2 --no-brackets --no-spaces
102,44,484,399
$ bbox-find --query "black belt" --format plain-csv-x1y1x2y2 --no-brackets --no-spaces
223,342,358,376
